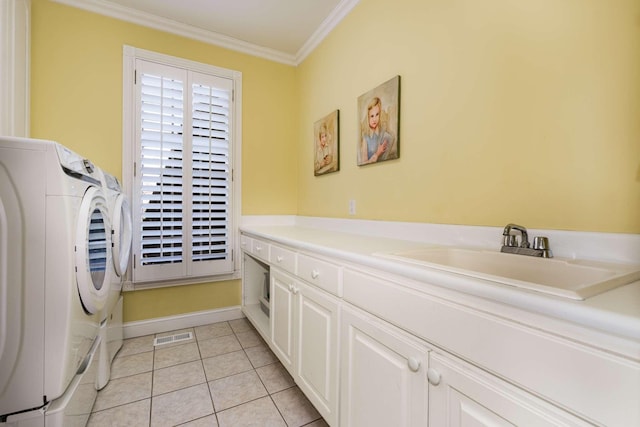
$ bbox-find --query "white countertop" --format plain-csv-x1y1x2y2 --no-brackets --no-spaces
240,218,640,348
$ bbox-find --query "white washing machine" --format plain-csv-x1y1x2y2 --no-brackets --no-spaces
0,137,112,426
96,170,132,390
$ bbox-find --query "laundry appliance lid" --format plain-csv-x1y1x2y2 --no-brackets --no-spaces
75,186,111,314
112,193,132,277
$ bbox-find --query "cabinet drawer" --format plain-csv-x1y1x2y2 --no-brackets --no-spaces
298,254,341,296
240,234,252,252
270,244,296,274
250,238,270,262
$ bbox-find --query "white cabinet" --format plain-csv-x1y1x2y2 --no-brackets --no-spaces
428,352,593,427
270,268,340,426
242,238,342,426
296,280,340,425
340,303,429,427
342,266,637,426
241,230,625,427
270,268,295,369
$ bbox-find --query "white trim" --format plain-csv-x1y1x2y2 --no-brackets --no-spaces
51,0,358,66
53,0,295,65
241,215,297,227
243,215,640,265
121,270,241,292
121,45,134,217
123,45,243,79
123,306,244,338
295,0,360,64
294,216,640,264
0,0,30,137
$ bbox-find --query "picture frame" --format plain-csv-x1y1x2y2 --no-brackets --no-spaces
313,110,340,176
357,75,400,166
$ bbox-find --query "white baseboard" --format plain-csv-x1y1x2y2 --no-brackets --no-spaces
123,306,244,338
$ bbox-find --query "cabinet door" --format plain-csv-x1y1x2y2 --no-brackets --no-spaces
270,269,295,371
296,281,340,426
428,352,593,427
340,304,429,427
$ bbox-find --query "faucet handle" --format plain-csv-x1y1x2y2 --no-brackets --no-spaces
532,236,549,250
503,234,518,247
533,236,553,258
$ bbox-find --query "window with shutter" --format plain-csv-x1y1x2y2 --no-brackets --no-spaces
123,47,241,285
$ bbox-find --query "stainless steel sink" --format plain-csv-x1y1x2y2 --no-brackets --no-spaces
376,247,640,300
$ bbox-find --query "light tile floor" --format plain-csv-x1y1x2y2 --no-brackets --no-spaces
88,318,329,427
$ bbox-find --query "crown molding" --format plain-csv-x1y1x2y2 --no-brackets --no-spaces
51,0,297,65
295,0,360,65
52,0,360,66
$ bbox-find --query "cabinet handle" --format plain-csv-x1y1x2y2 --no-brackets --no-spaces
276,255,283,262
288,284,294,292
407,357,421,372
255,245,262,252
427,368,441,386
292,286,299,294
311,269,320,279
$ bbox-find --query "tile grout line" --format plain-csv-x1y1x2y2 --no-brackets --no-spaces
197,330,221,426
148,336,156,427
268,392,290,427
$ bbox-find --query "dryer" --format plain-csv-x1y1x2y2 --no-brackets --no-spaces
0,137,111,426
96,170,132,390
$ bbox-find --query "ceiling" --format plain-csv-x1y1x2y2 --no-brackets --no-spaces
53,0,359,65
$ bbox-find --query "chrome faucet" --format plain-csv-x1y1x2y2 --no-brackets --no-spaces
501,223,553,258
502,223,530,248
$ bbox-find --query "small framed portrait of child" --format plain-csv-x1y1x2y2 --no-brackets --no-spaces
313,110,340,176
357,75,400,166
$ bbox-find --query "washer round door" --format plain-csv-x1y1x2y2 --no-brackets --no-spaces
75,186,112,314
112,193,132,277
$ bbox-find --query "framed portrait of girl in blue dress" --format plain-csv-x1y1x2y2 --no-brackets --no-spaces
357,75,400,166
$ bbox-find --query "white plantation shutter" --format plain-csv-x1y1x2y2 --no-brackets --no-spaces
189,73,234,277
132,59,235,283
139,70,184,267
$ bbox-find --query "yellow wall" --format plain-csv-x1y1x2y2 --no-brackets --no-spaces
30,0,640,322
30,0,298,214
297,0,640,233
30,0,298,321
123,281,240,322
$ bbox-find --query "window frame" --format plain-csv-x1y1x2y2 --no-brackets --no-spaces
122,45,242,289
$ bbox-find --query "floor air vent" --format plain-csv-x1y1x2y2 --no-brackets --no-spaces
154,331,193,347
